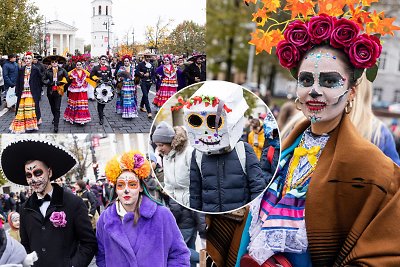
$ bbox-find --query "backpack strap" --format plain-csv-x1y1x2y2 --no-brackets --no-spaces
266,146,275,165
235,141,247,175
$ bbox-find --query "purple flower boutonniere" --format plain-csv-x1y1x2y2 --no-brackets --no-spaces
50,211,67,228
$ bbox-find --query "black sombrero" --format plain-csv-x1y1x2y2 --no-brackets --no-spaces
43,55,67,65
0,139,77,186
187,54,206,62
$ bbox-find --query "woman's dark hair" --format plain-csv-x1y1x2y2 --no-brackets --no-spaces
298,45,359,88
76,180,87,190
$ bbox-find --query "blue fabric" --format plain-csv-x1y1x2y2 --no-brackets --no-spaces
2,61,18,90
376,125,400,165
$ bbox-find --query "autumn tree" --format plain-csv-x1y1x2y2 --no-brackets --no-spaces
144,17,173,54
166,21,205,56
0,0,42,54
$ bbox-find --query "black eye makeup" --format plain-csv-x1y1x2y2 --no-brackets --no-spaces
319,72,346,88
25,169,44,179
298,72,314,87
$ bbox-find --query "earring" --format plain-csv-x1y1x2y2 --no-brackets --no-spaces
295,98,302,111
345,100,353,114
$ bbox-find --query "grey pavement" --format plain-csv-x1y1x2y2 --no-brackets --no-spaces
0,85,157,134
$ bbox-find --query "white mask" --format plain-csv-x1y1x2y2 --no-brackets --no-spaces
184,81,248,154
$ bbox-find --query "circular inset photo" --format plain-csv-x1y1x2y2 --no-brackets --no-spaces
149,80,280,213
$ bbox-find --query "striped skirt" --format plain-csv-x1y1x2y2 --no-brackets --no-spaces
116,83,138,118
64,91,91,124
9,89,38,133
153,85,177,107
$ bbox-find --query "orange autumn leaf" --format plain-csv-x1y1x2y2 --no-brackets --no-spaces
261,0,281,12
367,11,400,36
317,0,346,16
249,29,283,54
284,0,316,19
252,8,268,26
349,5,372,31
361,0,378,6
344,0,359,7
366,10,383,34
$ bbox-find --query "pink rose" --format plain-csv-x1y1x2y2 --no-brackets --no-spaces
308,14,336,44
276,40,301,69
284,20,311,52
133,154,145,168
330,18,360,49
348,34,382,68
50,211,67,228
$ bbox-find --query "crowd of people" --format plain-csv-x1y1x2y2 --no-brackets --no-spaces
0,52,206,133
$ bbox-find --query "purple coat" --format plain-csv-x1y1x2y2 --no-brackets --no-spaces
96,195,190,267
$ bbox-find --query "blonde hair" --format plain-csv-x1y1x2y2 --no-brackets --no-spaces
349,73,382,146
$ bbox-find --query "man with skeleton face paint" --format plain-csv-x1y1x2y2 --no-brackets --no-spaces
0,139,97,267
182,81,266,212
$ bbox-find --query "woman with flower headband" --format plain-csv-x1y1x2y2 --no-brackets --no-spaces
96,151,190,267
63,56,92,125
116,55,138,118
153,54,181,108
235,1,400,266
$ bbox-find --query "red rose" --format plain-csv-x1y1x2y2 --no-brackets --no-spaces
284,20,311,52
330,18,360,49
348,34,382,68
276,40,301,69
308,14,336,44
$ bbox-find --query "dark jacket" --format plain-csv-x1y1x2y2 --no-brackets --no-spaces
77,189,97,218
169,199,206,236
189,142,266,212
20,184,97,267
2,61,19,90
42,67,69,95
135,61,155,83
15,65,42,102
90,65,112,83
183,62,206,86
260,137,280,184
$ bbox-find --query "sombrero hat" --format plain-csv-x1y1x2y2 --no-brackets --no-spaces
0,139,77,186
43,55,67,65
187,53,206,62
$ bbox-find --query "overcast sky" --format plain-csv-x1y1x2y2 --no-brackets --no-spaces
31,0,206,44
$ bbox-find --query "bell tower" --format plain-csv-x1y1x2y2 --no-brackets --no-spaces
91,0,113,57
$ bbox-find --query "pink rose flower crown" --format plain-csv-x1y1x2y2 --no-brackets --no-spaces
245,0,400,83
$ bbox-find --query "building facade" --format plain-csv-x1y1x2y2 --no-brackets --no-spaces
91,0,114,57
43,20,80,56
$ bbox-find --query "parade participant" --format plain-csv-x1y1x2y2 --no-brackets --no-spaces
153,54,180,108
247,118,265,160
183,54,206,86
176,81,266,212
42,55,68,133
90,55,113,125
64,57,92,125
10,52,43,133
260,113,280,184
7,211,21,242
96,150,190,267
74,180,98,231
3,54,19,103
85,59,96,100
0,139,98,267
135,52,155,118
176,56,187,91
236,2,400,266
152,122,193,206
116,55,138,118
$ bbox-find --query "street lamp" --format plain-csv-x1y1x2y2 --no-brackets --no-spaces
132,28,135,54
103,18,114,56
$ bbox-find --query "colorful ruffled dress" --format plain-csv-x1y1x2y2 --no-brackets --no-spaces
64,69,91,124
153,64,179,107
237,128,329,267
9,66,38,133
116,66,138,118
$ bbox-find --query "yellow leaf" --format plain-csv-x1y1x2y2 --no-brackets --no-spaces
284,0,316,19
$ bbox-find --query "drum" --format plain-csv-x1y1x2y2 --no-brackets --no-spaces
94,81,115,104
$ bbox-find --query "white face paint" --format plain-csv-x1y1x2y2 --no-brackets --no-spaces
25,55,33,66
25,160,52,195
116,171,142,208
297,50,351,124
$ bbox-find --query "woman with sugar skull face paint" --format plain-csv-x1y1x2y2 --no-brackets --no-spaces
96,151,190,267
235,4,400,267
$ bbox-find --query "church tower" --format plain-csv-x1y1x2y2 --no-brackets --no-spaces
91,0,113,57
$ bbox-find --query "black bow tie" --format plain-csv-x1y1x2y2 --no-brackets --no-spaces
36,194,51,206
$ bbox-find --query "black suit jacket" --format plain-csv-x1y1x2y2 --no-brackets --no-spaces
20,184,98,267
184,62,206,85
16,65,43,103
42,67,69,95
90,65,112,83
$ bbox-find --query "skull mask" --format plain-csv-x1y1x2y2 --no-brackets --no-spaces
183,81,249,154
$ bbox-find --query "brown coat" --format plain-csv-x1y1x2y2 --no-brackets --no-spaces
283,114,400,267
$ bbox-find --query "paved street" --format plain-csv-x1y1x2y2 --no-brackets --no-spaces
0,86,156,134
